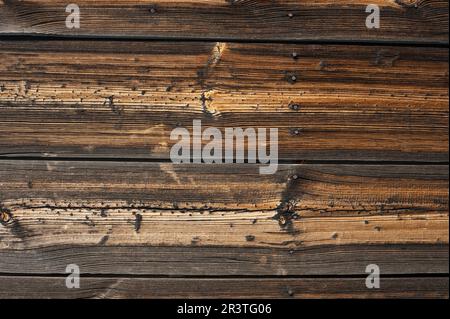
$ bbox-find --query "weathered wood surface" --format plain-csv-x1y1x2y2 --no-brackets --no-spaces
0,1,448,44
0,161,447,250
0,276,447,299
0,1,448,300
0,41,448,162
0,245,447,276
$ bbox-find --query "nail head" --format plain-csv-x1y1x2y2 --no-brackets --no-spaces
289,103,300,111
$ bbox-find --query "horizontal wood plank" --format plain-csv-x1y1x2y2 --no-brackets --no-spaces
0,161,447,251
0,245,447,276
0,276,447,299
0,1,448,44
0,41,448,162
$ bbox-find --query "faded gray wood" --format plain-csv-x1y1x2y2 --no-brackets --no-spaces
0,245,447,276
0,276,447,299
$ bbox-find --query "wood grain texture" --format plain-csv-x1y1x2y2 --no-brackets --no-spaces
0,41,448,162
0,276,447,299
0,161,447,250
0,2,448,299
0,245,447,276
0,0,448,44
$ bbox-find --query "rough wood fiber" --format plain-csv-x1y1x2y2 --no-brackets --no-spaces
0,161,447,250
0,41,448,161
0,0,448,44
0,245,447,276
0,276,448,299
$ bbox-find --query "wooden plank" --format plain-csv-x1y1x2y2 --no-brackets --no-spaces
0,276,447,299
0,161,447,250
0,1,448,44
0,41,448,162
0,245,447,276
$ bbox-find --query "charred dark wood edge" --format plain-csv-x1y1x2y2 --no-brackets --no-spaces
0,156,448,165
0,35,448,48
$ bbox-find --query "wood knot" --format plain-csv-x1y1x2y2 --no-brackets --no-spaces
0,208,12,225
375,50,400,67
134,213,142,232
245,235,256,242
274,201,299,231
394,0,420,9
